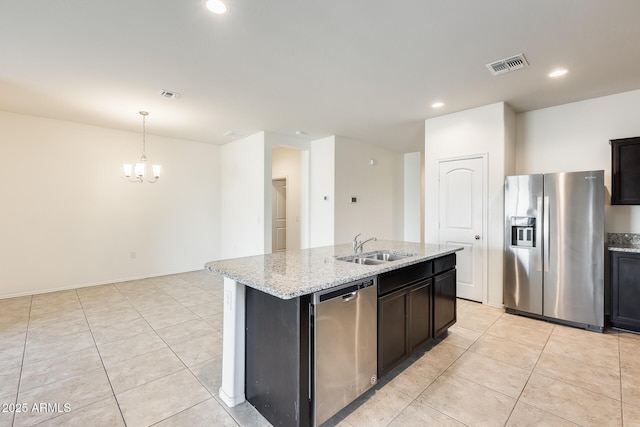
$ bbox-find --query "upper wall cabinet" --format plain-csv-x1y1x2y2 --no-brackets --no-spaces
611,137,640,205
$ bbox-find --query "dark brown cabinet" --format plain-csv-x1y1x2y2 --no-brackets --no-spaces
377,278,432,376
611,137,640,205
611,251,640,332
433,268,457,337
377,254,457,376
408,281,433,353
378,286,411,375
432,254,457,337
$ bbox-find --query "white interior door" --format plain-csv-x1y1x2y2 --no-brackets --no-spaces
438,156,485,302
272,179,287,252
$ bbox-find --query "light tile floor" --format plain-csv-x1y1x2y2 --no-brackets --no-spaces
0,271,638,426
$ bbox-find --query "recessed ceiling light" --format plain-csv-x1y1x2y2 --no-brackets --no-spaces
549,69,568,78
223,130,248,139
295,131,307,136
431,102,445,108
205,0,228,14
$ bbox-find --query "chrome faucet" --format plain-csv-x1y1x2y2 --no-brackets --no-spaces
353,233,377,254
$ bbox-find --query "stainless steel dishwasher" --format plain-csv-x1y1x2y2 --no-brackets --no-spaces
312,277,377,426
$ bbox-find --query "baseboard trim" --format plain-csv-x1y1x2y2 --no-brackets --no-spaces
0,268,212,300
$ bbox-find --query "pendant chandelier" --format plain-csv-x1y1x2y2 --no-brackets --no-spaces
123,111,161,183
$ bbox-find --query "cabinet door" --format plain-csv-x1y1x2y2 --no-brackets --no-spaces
611,137,640,205
378,289,409,376
433,269,457,337
611,252,640,332
408,280,433,353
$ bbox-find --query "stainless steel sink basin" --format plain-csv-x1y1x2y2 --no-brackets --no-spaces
367,252,414,261
336,250,415,265
345,257,385,265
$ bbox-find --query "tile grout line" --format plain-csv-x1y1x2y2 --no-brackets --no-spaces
532,328,625,405
10,295,33,427
164,277,244,426
618,332,624,426
500,321,556,426
123,277,220,369
16,292,104,424
506,322,620,426
2,273,227,427
107,277,220,426
438,310,519,426
76,286,129,426
385,307,499,427
427,309,581,426
144,275,230,426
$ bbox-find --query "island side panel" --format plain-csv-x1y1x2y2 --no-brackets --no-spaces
245,287,311,427
219,277,246,407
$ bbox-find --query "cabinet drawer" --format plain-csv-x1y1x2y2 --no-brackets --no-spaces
433,254,456,275
378,261,432,296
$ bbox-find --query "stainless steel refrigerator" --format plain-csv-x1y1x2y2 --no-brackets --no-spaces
504,170,604,331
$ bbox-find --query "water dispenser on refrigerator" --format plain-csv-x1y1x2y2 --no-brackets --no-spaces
510,217,536,248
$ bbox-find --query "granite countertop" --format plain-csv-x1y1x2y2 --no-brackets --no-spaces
205,240,462,299
608,233,640,253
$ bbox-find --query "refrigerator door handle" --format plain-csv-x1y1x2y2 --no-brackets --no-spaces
543,196,550,273
536,196,543,272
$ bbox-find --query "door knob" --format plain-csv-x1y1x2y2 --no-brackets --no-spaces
475,235,480,240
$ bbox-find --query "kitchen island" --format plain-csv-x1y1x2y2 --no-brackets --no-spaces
205,240,462,426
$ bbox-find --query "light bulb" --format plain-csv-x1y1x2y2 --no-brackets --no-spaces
135,163,146,178
152,165,162,178
205,0,228,14
123,164,133,177
549,69,568,78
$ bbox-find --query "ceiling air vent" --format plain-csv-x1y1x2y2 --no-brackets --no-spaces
486,54,529,76
160,90,180,99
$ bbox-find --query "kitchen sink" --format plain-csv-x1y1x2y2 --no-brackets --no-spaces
347,257,385,265
367,252,414,261
336,251,416,265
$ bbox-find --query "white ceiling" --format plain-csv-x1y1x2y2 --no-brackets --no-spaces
2,0,640,152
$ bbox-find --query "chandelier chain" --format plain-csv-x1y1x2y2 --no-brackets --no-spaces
140,111,148,160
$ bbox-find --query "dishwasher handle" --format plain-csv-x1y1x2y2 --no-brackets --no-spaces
313,278,375,305
342,291,357,302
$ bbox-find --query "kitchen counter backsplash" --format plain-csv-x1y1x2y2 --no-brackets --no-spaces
608,233,640,252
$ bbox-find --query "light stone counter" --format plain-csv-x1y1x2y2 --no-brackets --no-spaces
205,240,462,299
205,240,463,409
608,233,640,253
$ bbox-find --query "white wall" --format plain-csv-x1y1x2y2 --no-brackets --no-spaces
516,89,640,232
265,132,311,250
272,146,303,250
425,102,516,307
309,136,335,248
0,110,220,298
404,152,422,242
220,132,270,258
334,137,404,245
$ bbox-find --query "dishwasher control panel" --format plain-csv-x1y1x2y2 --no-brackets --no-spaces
312,278,375,304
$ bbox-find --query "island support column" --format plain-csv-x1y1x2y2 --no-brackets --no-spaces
219,277,246,407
